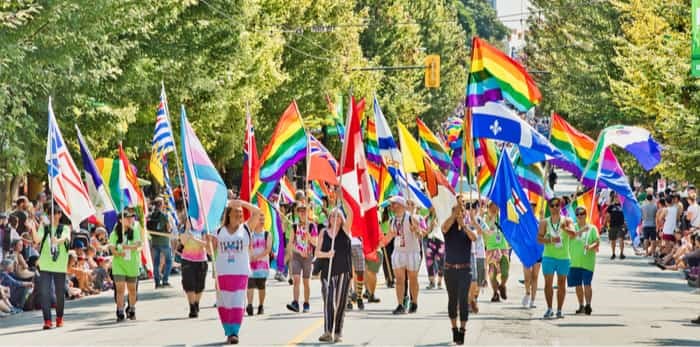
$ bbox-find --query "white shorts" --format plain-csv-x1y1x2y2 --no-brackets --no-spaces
392,251,421,272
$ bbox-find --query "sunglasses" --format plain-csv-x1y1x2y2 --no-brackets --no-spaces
576,212,587,217
549,203,560,208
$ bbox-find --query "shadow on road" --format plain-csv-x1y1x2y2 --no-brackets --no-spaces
556,322,626,327
637,338,700,346
607,278,689,293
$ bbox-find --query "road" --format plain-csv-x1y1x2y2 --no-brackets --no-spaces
2,238,699,346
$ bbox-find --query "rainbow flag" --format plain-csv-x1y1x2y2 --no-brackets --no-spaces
259,101,307,182
365,114,382,181
256,193,285,270
417,118,453,171
279,176,297,204
475,138,498,194
467,37,542,112
378,163,399,206
95,158,128,212
563,189,600,229
550,113,595,185
444,116,464,173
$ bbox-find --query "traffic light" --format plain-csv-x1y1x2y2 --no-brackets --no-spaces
424,55,440,88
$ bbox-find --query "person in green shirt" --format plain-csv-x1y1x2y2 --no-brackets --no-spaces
109,211,142,322
567,207,600,316
30,205,70,330
483,201,510,303
537,197,577,319
147,197,172,289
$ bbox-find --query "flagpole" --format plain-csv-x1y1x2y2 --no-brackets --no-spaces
245,101,253,203
48,97,55,238
161,82,189,218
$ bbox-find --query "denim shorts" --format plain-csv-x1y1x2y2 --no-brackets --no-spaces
541,257,570,276
567,267,593,287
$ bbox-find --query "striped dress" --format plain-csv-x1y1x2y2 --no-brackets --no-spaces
215,224,251,337
250,231,270,279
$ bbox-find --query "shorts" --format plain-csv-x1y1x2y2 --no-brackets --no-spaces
567,267,593,287
608,226,626,240
365,249,383,273
541,257,570,276
642,226,657,241
351,244,365,272
662,234,675,242
392,251,421,272
471,257,486,285
181,259,208,293
291,252,313,279
113,275,138,283
247,277,266,290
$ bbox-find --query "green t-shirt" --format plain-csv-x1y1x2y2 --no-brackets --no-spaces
148,211,170,247
484,216,509,250
315,206,328,227
38,225,71,274
380,221,390,235
542,217,572,260
569,224,599,272
110,225,142,277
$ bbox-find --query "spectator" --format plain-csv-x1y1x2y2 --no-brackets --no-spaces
0,213,9,260
0,259,33,311
7,239,34,280
641,194,658,257
605,193,627,260
147,197,172,289
10,196,30,236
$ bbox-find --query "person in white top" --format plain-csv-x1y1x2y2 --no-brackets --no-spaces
384,196,426,315
685,186,699,232
660,194,682,255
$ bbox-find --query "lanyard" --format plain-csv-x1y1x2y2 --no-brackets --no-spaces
548,218,560,237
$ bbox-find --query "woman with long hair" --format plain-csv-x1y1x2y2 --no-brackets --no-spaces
109,211,142,322
316,208,353,343
212,199,260,345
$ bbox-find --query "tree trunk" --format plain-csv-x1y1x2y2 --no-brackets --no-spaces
0,175,22,211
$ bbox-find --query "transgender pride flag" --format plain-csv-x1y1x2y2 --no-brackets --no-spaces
180,106,228,233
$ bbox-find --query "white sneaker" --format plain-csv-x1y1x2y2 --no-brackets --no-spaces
691,289,700,295
521,295,530,308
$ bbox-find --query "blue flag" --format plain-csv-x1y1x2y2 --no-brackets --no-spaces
488,151,543,267
472,102,566,165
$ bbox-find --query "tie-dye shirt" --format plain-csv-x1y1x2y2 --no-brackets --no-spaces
249,230,269,279
181,230,208,262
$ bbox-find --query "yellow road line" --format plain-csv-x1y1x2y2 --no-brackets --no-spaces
286,318,324,346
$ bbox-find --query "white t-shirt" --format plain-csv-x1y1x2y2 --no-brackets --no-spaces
687,203,700,228
469,216,487,259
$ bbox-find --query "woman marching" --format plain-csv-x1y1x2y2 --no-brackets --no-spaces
212,199,261,345
316,208,353,343
442,196,478,345
246,211,272,316
109,210,142,322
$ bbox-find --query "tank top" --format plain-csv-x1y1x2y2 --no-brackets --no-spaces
391,213,421,253
293,223,317,255
318,228,351,278
444,220,472,265
249,230,269,279
543,216,571,260
663,205,678,235
215,224,251,277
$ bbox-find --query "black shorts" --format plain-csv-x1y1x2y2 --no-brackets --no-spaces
181,259,208,293
642,226,657,241
609,226,626,240
247,278,266,290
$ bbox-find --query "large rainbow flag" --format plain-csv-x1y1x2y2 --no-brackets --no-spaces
256,193,285,270
258,101,307,182
550,113,595,185
467,37,542,112
475,138,498,195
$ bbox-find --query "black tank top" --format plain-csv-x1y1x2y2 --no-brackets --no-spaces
318,228,352,278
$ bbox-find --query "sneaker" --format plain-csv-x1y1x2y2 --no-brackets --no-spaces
691,316,700,325
610,254,616,260
543,308,554,319
498,285,507,300
55,317,63,328
556,311,564,319
363,290,370,299
116,310,126,322
575,305,585,315
288,278,293,285
691,289,700,295
437,282,443,290
408,302,417,313
368,294,381,303
318,333,333,342
127,307,136,320
43,320,53,330
529,302,537,309
302,302,310,313
346,301,353,310
585,304,592,315
425,282,435,290
257,305,264,315
490,293,500,302
246,304,254,316
521,295,530,308
333,334,343,343
392,304,406,315
357,298,365,310
620,253,626,260
155,283,162,289
286,301,300,313
162,283,172,288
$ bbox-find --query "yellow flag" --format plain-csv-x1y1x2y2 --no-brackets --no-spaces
149,149,165,186
397,121,425,173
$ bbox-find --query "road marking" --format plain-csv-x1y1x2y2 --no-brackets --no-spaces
286,318,324,346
